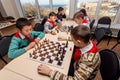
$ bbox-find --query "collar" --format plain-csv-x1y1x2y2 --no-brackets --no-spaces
19,32,25,39
80,41,93,54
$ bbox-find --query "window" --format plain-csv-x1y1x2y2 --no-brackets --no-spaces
52,0,69,17
38,0,50,18
20,0,37,18
76,0,98,20
98,0,120,22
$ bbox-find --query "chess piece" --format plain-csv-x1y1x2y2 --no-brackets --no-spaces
33,55,38,59
29,53,32,57
70,47,72,51
49,58,53,63
66,40,68,47
57,60,61,65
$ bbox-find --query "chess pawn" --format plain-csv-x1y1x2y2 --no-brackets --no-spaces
29,53,32,57
33,55,38,59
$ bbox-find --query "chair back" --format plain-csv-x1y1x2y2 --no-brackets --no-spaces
90,19,95,30
97,16,111,29
34,23,44,32
99,49,120,80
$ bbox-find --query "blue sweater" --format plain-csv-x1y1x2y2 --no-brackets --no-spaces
8,31,44,59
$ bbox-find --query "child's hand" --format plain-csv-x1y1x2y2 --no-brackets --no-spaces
37,64,52,77
25,42,36,51
51,31,56,35
34,38,40,44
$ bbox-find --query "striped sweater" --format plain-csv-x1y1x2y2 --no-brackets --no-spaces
50,41,100,80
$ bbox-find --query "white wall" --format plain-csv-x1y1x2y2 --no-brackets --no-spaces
1,0,20,19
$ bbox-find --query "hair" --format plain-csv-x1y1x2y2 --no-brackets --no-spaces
71,25,91,43
49,12,57,18
16,18,31,30
80,9,87,16
58,7,64,12
73,11,84,20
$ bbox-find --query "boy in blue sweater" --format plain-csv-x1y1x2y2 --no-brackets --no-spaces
8,18,44,59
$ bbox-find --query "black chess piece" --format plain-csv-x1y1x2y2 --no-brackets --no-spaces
66,40,68,47
57,60,61,65
49,58,53,63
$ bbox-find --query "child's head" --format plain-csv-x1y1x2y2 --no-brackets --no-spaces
73,12,84,24
58,7,65,15
16,18,32,37
70,25,91,48
49,12,57,22
80,9,87,16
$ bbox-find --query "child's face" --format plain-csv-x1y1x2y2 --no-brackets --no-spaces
20,25,33,37
50,16,57,22
60,10,65,15
74,18,82,24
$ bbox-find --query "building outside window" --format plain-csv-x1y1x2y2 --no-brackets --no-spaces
98,0,120,22
20,0,37,18
76,0,98,20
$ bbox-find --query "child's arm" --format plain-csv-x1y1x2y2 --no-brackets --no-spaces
38,52,100,80
8,37,26,59
32,31,45,40
44,22,53,33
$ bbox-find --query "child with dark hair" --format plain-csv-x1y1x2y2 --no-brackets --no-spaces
37,25,100,80
44,12,60,35
57,7,66,21
73,11,89,26
80,9,90,24
8,18,44,59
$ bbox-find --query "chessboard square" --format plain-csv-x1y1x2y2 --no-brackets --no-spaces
49,53,53,56
51,56,55,60
44,58,49,62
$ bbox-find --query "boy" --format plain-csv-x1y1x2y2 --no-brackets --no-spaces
37,25,100,80
57,7,66,21
44,12,60,35
8,18,44,59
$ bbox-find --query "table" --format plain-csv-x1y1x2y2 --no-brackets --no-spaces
0,69,31,80
1,32,74,80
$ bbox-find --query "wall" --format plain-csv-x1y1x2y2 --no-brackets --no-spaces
1,0,20,19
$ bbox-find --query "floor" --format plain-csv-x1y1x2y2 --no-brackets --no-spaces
0,37,120,79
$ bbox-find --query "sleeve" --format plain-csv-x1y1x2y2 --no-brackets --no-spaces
62,14,66,18
44,22,52,33
8,37,26,59
32,31,45,40
50,53,100,80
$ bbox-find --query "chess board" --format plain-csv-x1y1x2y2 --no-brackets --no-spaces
29,39,69,68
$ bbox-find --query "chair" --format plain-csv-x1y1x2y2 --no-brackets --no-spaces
96,16,112,45
94,28,106,45
111,30,120,50
89,19,95,31
99,49,120,80
0,36,12,64
34,23,44,32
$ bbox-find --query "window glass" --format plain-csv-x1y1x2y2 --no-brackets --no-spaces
98,0,120,21
52,0,69,17
20,0,37,18
38,0,50,18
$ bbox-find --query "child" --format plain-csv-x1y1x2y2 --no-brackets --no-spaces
44,12,60,35
57,7,66,21
73,11,89,26
80,9,90,24
37,25,100,80
8,18,44,59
